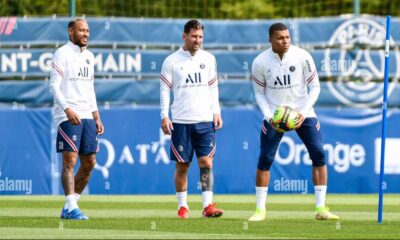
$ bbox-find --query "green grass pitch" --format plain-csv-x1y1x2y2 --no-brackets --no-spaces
0,194,399,239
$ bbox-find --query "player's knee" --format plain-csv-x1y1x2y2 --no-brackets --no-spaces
62,152,78,169
310,149,326,167
82,156,96,171
62,159,76,170
87,158,97,169
176,162,189,175
198,157,212,168
257,156,273,171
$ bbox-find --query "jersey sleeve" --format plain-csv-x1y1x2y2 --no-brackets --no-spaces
208,55,218,88
160,58,173,119
300,51,320,116
89,54,98,112
208,56,220,115
90,84,98,113
252,59,273,120
49,50,69,110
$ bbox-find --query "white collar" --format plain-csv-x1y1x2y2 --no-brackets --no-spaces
271,45,291,61
179,47,200,58
68,41,86,53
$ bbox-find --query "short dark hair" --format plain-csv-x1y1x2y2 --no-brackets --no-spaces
68,17,86,29
269,23,288,37
184,19,204,34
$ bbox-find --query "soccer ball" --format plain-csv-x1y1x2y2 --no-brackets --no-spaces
271,106,300,132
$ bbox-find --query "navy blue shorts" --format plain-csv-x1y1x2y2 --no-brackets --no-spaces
258,118,325,170
170,122,216,163
56,119,98,155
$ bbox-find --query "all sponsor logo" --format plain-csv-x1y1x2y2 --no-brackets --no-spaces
185,72,202,84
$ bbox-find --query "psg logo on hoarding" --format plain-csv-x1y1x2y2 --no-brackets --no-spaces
322,18,400,107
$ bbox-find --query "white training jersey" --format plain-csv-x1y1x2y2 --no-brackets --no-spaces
251,45,320,120
160,47,221,123
49,41,97,126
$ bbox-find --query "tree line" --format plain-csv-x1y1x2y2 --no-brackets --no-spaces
1,0,399,19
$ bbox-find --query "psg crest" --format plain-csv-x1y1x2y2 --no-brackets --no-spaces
322,18,400,107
